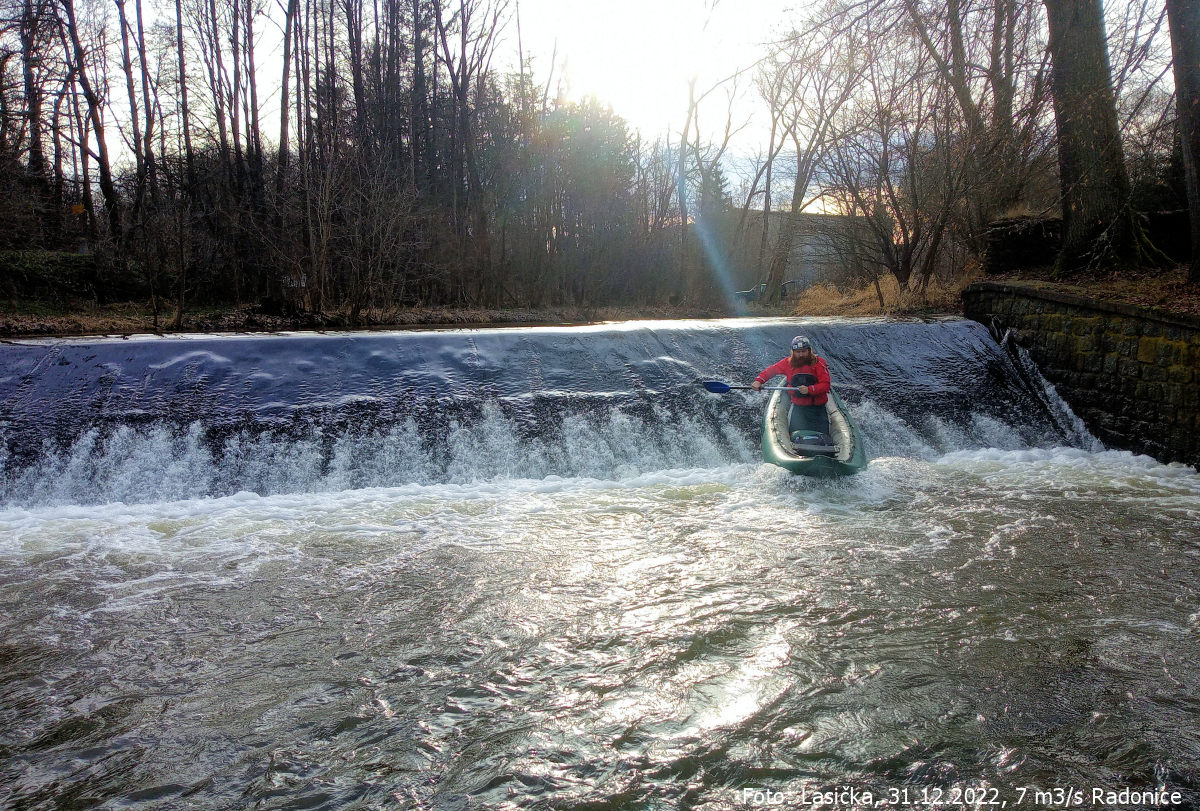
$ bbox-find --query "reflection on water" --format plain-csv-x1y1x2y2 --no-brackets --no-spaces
2,449,1198,808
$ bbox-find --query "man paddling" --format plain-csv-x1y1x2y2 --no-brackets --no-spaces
751,335,831,435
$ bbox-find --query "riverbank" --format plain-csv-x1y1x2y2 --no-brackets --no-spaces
6,265,1196,339
983,264,1200,317
0,301,750,339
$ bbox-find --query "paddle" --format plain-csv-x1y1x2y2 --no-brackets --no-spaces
702,381,803,394
702,378,861,394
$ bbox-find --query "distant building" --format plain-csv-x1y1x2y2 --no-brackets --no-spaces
724,210,875,294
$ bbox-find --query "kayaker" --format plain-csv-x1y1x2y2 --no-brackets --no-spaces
751,335,831,435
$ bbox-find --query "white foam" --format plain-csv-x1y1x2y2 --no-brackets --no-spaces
0,365,1177,513
850,399,939,460
1008,340,1104,452
935,446,1200,497
0,402,755,508
0,463,756,534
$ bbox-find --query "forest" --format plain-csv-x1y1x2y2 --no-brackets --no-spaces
1,0,1197,324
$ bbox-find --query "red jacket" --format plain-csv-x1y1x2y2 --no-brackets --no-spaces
755,355,831,406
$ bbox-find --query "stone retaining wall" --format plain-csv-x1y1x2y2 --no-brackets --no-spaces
962,281,1199,467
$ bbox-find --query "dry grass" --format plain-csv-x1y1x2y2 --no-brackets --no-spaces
790,273,978,317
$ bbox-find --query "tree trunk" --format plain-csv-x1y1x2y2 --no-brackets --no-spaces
764,140,808,306
65,64,97,242
345,0,368,145
1167,0,1200,284
245,0,263,195
20,0,47,180
115,0,146,220
203,0,231,163
48,79,68,243
411,0,426,190
59,0,122,245
758,114,777,276
174,0,195,181
173,0,194,327
276,0,297,196
675,77,696,301
230,0,245,183
133,0,157,203
1043,0,1136,273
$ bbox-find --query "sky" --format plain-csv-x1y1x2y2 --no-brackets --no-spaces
506,0,801,148
102,0,800,173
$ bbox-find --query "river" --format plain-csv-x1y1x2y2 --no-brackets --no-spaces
1,318,1198,809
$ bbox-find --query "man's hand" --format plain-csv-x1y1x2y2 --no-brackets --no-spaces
797,385,810,394
751,380,763,391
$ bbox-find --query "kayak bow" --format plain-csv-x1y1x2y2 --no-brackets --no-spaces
760,388,868,477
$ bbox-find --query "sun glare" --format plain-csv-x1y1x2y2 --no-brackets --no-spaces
514,0,792,142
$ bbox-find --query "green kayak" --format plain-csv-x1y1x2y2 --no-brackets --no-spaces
761,388,868,477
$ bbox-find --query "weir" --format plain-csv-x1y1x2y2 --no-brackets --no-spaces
3,319,1199,811
1,318,1093,506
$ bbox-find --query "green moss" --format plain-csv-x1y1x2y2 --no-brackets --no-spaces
1118,358,1143,377
1137,338,1161,365
1167,365,1193,384
1157,340,1185,365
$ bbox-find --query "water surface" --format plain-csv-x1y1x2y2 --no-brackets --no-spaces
1,319,1197,809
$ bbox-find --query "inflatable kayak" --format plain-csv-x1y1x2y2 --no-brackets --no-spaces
761,388,868,477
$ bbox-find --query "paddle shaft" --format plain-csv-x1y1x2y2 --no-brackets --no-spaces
702,380,861,395
725,385,805,392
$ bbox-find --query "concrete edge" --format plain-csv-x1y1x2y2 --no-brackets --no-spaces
962,281,1200,332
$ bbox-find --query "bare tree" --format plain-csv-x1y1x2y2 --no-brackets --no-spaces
761,21,861,303
895,0,1053,233
57,0,122,244
114,0,146,218
19,0,52,180
818,7,971,294
687,75,749,301
752,54,791,273
274,0,296,195
434,0,509,303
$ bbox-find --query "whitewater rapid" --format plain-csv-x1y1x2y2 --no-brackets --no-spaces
2,318,1198,809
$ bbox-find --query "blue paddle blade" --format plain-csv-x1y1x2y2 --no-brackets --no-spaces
702,381,733,393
